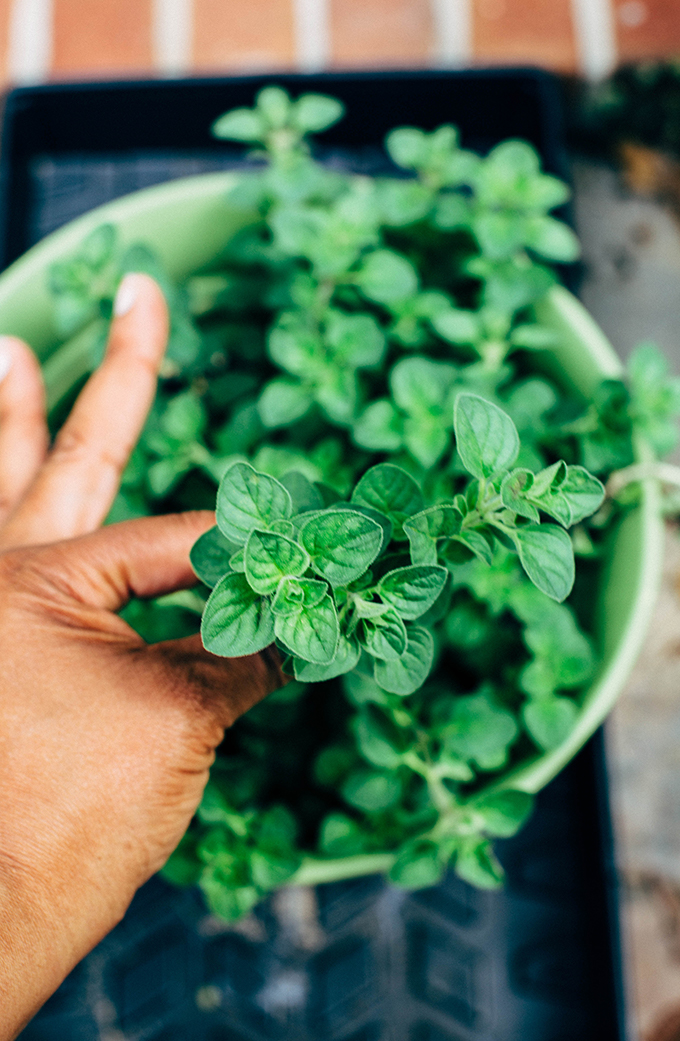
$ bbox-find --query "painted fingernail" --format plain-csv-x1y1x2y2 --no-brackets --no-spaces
113,273,141,318
0,337,14,383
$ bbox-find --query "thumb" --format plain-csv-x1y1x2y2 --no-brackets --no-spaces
36,511,217,612
32,511,287,726
146,634,285,729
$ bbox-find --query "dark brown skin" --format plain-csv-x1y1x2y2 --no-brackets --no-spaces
0,275,284,1038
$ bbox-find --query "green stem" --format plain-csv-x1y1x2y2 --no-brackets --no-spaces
286,853,395,886
606,461,680,498
43,318,108,414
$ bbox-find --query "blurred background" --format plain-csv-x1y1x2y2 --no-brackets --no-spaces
8,3,680,1041
0,0,676,84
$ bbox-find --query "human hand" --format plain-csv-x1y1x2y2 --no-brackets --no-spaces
0,275,284,1038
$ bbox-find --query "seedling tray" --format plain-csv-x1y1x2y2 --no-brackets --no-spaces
1,71,624,1041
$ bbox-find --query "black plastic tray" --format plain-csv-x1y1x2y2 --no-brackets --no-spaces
0,70,624,1041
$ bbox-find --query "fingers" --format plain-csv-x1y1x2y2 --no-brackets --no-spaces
0,337,49,525
0,274,169,549
36,511,215,612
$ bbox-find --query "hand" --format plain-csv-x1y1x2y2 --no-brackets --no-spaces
0,275,284,1039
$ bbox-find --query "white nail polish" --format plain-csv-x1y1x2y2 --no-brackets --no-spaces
113,274,140,318
0,338,14,383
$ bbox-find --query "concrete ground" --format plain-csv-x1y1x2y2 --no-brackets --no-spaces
574,158,680,1041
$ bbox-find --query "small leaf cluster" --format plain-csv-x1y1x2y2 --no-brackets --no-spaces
192,395,603,705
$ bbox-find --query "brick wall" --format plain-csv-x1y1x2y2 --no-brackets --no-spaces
1,0,680,86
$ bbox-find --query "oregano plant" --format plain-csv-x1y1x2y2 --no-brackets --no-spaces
42,85,680,920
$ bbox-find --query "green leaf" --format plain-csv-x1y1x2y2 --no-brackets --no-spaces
251,849,300,890
500,469,541,522
190,525,238,588
389,841,444,889
274,593,339,664
271,576,329,615
293,93,344,132
374,626,434,695
244,529,310,595
216,462,292,544
557,466,605,525
377,565,448,620
360,608,408,661
293,632,360,681
514,524,575,602
200,871,260,921
258,379,312,427
325,309,385,368
442,692,518,770
356,249,418,304
352,400,404,452
319,813,368,856
161,391,205,443
277,473,323,516
525,215,580,262
469,790,534,837
334,502,392,554
257,86,291,128
391,356,457,414
385,127,426,169
403,416,450,469
212,107,265,142
455,838,503,889
377,179,432,226
300,509,383,587
201,572,275,657
523,696,578,750
454,393,520,479
342,769,402,811
352,464,423,533
432,308,481,345
403,505,464,565
354,705,409,768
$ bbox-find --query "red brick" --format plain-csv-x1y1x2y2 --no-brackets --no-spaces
193,0,295,72
0,0,14,85
52,0,153,76
616,0,680,62
330,0,432,68
473,0,578,73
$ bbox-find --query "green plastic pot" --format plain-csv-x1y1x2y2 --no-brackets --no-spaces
0,173,664,887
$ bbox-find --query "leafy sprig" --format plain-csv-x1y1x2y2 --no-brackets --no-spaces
194,394,604,697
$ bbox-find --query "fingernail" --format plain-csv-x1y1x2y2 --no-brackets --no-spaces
113,273,141,318
0,337,14,383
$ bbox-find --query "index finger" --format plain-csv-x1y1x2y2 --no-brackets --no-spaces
0,274,169,550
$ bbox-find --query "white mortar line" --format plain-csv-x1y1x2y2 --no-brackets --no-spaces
571,0,617,81
293,0,330,72
7,0,53,84
152,0,193,76
430,0,472,67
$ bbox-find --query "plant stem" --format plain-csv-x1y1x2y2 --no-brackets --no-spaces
606,461,680,498
287,853,395,886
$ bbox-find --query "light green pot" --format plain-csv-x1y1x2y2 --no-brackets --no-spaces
0,173,664,887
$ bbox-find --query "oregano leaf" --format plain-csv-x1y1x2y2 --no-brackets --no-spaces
201,573,274,657
377,565,448,620
300,509,382,587
244,529,310,595
514,524,575,602
216,462,292,544
359,608,408,661
454,393,520,479
190,526,238,588
352,463,424,534
373,626,434,695
274,594,340,664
